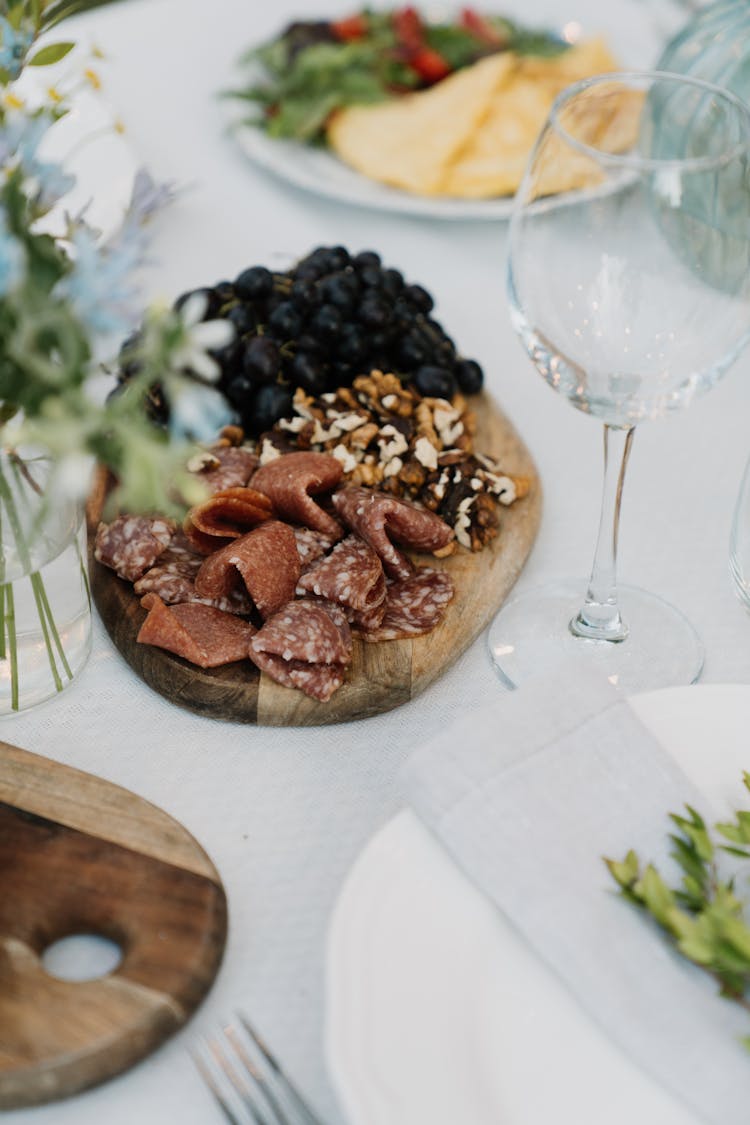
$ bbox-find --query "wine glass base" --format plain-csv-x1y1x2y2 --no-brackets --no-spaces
488,579,704,694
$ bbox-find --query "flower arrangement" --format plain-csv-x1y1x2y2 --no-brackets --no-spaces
0,0,236,710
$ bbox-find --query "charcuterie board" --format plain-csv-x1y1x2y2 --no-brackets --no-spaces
87,392,541,726
0,739,227,1108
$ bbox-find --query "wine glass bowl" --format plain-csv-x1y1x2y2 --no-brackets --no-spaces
491,71,750,692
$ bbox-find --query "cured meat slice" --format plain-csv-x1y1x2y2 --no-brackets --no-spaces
249,649,346,703
136,593,255,668
194,520,300,619
250,452,344,540
349,599,388,632
251,598,352,665
95,515,176,583
183,487,274,554
191,445,259,494
134,531,252,615
296,535,386,613
359,568,455,642
294,527,335,567
331,487,454,580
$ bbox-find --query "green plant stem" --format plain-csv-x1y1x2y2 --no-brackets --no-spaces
2,581,18,711
0,455,69,703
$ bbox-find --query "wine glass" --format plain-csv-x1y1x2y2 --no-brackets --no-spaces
489,71,750,692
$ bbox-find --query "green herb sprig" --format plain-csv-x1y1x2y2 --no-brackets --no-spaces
606,774,750,1040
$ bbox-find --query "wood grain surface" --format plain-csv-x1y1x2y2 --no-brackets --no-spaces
88,392,541,725
0,741,227,1109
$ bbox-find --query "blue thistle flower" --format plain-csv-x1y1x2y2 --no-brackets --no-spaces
0,17,33,78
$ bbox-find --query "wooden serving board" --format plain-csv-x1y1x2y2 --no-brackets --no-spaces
0,741,227,1109
88,393,541,726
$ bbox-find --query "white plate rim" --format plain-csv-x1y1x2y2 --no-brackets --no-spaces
324,682,750,1125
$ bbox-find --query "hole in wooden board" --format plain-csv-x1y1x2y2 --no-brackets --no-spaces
41,933,123,982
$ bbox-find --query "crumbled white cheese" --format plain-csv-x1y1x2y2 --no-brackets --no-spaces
433,405,459,434
187,451,220,473
259,439,282,465
414,436,439,471
381,394,398,410
321,392,337,404
331,443,357,474
470,477,482,491
458,496,475,515
441,420,464,447
383,456,403,479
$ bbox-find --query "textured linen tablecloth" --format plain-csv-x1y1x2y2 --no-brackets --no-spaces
4,0,750,1122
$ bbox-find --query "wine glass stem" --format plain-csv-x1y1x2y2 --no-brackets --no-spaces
570,423,635,642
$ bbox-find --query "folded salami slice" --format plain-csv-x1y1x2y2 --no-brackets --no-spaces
359,568,455,642
194,520,300,619
95,515,176,583
192,445,259,494
183,487,274,554
134,531,252,615
136,593,255,668
294,527,335,567
296,535,386,615
250,452,344,540
249,598,352,701
249,649,346,703
331,488,454,580
251,598,352,665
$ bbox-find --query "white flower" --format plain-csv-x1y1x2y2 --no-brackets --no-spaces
168,292,234,383
167,381,237,443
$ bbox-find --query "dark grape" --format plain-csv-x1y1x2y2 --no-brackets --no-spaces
327,245,351,271
268,301,304,338
246,383,294,434
321,271,360,312
359,296,391,329
294,262,322,283
227,304,256,335
352,249,381,271
331,360,355,385
290,278,320,311
337,324,367,363
226,373,255,408
414,365,456,399
214,280,235,305
234,265,274,301
359,265,384,289
243,336,280,383
296,332,324,357
210,338,242,378
403,283,434,313
311,304,343,340
397,333,429,368
290,352,329,395
455,358,484,394
381,268,404,298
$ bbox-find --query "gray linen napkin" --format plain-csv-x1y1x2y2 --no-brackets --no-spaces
402,671,750,1124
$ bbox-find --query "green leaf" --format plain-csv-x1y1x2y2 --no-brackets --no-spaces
636,865,675,926
27,40,75,66
603,849,640,891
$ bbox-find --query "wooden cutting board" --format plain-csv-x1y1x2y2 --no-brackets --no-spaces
0,740,227,1109
88,392,541,726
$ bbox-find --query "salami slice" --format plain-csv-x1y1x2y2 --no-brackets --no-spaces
296,535,385,614
192,445,259,494
249,649,346,703
251,598,352,665
358,568,455,642
332,488,454,580
294,527,335,567
183,487,274,554
194,520,300,619
134,531,252,615
136,593,255,667
250,452,344,540
95,515,176,583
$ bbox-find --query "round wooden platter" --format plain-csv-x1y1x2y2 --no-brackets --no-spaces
0,738,227,1108
87,392,541,726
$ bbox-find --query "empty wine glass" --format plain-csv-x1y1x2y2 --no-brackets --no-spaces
489,71,750,692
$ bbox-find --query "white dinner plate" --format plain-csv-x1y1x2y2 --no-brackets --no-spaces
223,0,689,221
325,683,750,1125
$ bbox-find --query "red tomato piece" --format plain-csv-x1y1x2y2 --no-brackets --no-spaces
460,7,505,46
393,6,423,49
410,46,451,83
331,14,369,41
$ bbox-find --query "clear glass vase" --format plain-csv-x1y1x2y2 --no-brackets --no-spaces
730,455,750,612
0,449,92,715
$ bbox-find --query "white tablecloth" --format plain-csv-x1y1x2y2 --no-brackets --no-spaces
5,0,750,1121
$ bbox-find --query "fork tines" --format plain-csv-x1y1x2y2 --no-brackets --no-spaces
192,1014,324,1125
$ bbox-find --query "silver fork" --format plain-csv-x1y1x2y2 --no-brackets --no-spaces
192,1014,325,1125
